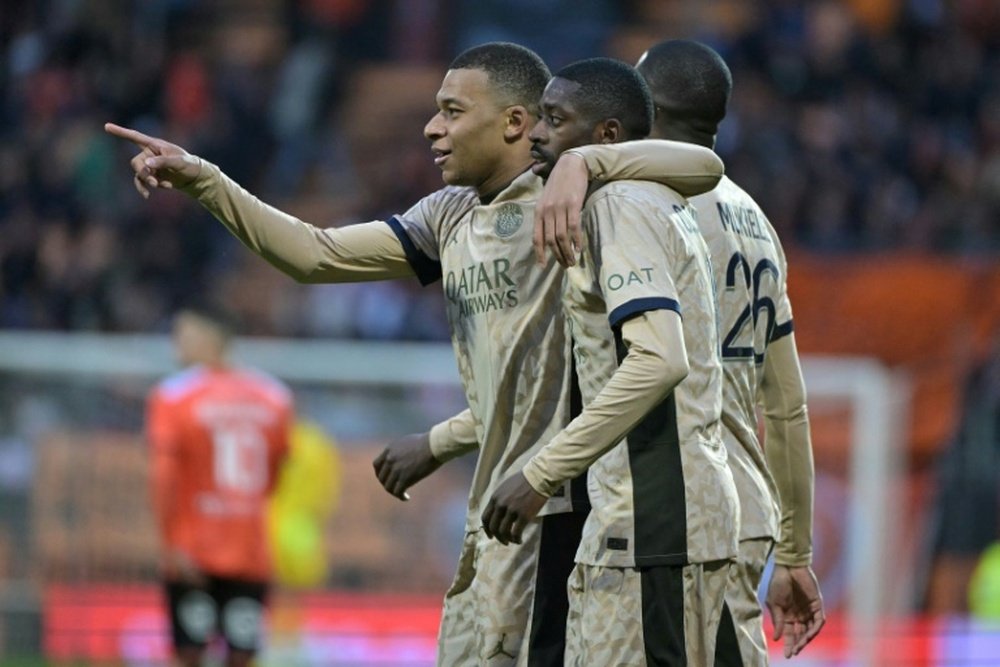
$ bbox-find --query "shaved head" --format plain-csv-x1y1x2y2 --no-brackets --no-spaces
636,40,732,146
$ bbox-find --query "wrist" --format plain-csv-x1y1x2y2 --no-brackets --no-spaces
427,423,455,462
561,150,592,179
521,459,557,498
177,157,212,197
774,553,813,568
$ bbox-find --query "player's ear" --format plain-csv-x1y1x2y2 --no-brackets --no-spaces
504,105,531,141
595,119,622,144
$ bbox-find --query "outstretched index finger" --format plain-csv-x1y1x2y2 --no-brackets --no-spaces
104,122,155,149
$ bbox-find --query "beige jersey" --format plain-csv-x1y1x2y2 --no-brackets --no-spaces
392,170,588,528
689,175,792,543
527,180,739,567
185,164,586,531
183,141,724,534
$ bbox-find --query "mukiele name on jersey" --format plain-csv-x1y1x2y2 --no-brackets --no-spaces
716,202,772,243
445,258,519,318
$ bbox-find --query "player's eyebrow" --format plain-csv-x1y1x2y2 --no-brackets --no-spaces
437,95,469,109
540,100,568,114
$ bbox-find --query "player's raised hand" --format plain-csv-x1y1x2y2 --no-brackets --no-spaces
104,122,202,199
766,564,825,658
372,432,443,501
481,472,547,545
533,152,589,267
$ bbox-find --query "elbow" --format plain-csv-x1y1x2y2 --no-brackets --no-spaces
257,252,317,284
665,355,690,389
282,262,318,284
650,350,689,396
765,400,808,424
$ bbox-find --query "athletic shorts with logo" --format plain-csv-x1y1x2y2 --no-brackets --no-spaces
564,559,745,666
437,512,586,666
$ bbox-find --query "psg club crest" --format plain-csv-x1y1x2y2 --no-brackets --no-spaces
495,203,523,238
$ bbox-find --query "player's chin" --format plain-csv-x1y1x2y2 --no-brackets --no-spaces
439,167,472,187
438,167,460,185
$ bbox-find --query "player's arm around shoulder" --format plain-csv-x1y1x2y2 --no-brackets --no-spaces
568,139,723,198
533,141,722,267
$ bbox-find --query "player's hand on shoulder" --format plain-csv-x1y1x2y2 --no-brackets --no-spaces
104,122,202,199
372,432,442,501
534,152,587,267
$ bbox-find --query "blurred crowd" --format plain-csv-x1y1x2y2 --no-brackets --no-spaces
0,0,997,337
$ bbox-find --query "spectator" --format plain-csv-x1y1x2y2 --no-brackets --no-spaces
0,1,997,336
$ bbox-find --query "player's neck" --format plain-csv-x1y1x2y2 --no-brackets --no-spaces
476,157,533,204
197,356,229,371
652,124,715,150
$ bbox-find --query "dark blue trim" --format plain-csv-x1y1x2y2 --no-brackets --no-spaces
608,297,681,329
771,319,794,342
386,216,442,286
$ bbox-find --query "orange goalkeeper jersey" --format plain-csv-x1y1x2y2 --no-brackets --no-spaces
146,365,292,581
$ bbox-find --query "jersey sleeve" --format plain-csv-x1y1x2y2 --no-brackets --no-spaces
768,218,795,342
588,191,683,330
567,139,724,198
428,408,480,462
760,334,814,566
522,310,688,496
145,389,182,547
182,160,415,283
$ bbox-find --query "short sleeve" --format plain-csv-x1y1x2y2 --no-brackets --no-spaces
588,191,684,329
387,188,474,286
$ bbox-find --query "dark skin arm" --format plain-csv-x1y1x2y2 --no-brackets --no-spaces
372,432,443,501
480,473,548,545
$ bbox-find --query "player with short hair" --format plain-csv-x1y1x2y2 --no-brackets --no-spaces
110,42,723,665
531,40,827,663
147,303,292,667
482,57,742,665
639,39,824,662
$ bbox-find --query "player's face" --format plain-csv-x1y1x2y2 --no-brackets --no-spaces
528,77,602,180
424,68,511,191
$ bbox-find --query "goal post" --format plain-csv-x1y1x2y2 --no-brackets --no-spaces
800,356,910,665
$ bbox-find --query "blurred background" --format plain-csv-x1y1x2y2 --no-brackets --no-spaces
0,0,999,664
